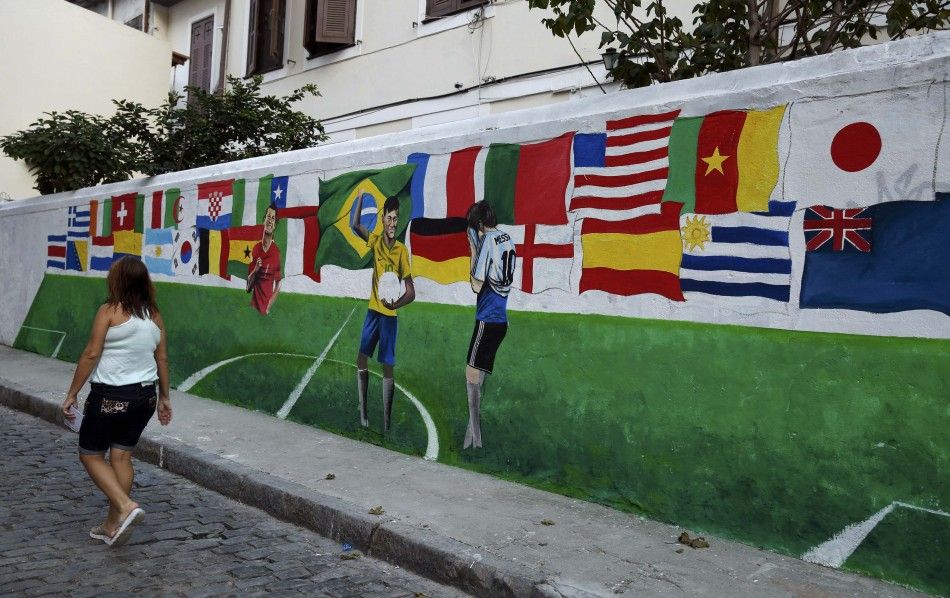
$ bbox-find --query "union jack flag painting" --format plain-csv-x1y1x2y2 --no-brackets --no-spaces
803,206,872,252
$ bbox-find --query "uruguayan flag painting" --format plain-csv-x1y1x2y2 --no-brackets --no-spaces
679,200,796,303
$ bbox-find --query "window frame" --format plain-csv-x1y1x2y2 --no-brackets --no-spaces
424,0,489,22
303,0,358,59
246,0,288,77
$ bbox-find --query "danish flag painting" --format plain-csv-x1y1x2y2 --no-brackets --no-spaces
803,206,872,252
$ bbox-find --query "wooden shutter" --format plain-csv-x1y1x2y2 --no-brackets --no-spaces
426,0,457,19
316,0,356,45
201,17,214,92
247,0,259,74
267,0,286,61
189,15,214,93
458,0,486,9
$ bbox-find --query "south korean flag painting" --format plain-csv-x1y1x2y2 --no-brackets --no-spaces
173,227,200,277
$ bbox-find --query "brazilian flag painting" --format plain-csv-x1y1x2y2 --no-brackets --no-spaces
315,164,416,271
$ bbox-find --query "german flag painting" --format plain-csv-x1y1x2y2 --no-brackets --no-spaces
408,217,470,285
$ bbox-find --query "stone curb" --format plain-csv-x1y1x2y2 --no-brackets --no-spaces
0,377,590,598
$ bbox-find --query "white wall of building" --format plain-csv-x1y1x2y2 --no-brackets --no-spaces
3,33,948,346
161,0,656,135
0,0,172,199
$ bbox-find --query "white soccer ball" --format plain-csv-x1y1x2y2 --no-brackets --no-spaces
378,272,402,304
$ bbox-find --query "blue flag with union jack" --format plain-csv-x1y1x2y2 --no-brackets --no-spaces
800,196,950,315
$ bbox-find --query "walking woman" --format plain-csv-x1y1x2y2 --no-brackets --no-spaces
61,256,172,546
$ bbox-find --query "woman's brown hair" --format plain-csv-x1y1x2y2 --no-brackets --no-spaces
106,257,159,319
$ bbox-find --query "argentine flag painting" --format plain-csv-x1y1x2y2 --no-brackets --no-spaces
143,228,175,276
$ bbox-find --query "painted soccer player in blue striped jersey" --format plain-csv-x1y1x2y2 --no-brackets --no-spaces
464,201,516,449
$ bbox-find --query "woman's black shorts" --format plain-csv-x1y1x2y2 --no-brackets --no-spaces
78,382,157,455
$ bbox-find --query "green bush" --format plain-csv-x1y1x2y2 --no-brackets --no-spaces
0,76,327,195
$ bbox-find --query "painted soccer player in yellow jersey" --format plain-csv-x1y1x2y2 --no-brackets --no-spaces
350,193,415,431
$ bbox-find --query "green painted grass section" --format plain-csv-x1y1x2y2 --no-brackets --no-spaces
15,274,950,595
848,507,950,594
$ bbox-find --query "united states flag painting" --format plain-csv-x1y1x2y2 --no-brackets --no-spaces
803,206,872,252
570,109,679,217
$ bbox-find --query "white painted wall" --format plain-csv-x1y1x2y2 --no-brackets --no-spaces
0,0,172,199
2,33,948,346
157,0,639,136
166,0,223,97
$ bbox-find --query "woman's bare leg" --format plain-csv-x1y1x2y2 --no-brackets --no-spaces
80,453,137,535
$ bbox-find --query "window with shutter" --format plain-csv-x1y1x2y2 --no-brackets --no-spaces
303,0,356,58
189,15,215,94
246,0,286,75
425,0,488,21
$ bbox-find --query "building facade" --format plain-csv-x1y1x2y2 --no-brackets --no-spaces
67,0,643,143
0,0,172,199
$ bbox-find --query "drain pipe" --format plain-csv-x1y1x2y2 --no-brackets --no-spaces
216,0,231,94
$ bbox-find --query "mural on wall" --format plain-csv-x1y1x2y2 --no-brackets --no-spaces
29,69,950,594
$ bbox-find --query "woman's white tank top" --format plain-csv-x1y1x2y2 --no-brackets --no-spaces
90,314,161,386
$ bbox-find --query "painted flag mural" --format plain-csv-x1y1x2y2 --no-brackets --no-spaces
89,198,112,238
277,205,321,283
226,224,265,279
781,87,942,207
111,192,141,232
679,200,796,303
316,165,416,271
407,133,573,225
483,133,573,225
571,110,678,215
198,228,228,278
142,228,176,276
408,217,470,285
663,106,785,214
47,235,66,270
147,188,184,230
173,227,200,277
90,235,114,272
66,205,90,272
407,147,483,219
580,201,684,300
197,179,234,230
113,230,143,262
516,223,575,294
803,206,872,252
269,175,289,209
800,196,950,315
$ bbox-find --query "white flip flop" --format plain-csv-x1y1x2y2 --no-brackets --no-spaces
107,507,144,547
89,526,111,542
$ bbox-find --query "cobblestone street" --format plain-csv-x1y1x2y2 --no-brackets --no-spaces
0,406,465,597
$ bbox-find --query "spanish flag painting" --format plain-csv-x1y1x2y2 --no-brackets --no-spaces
662,106,785,214
580,202,684,300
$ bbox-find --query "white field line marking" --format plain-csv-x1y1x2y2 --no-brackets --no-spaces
893,501,950,518
176,347,439,460
802,501,950,568
178,352,317,392
324,358,439,462
276,308,355,420
19,326,67,359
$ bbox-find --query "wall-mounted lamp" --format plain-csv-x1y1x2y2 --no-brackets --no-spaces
601,48,620,72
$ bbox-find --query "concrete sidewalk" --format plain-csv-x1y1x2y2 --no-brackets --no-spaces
0,345,922,597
